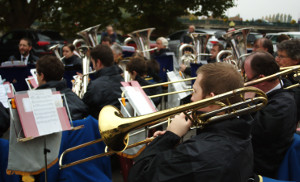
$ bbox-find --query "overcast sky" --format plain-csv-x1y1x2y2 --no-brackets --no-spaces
225,0,300,21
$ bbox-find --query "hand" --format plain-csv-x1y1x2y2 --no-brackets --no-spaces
244,92,256,99
153,130,166,138
179,64,187,72
167,113,192,137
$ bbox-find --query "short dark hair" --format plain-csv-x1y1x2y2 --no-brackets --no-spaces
197,62,244,98
36,55,65,82
20,37,32,47
101,36,112,45
63,44,75,52
261,38,274,55
247,51,279,80
213,43,224,52
90,45,114,67
126,56,147,76
276,34,290,43
277,39,300,61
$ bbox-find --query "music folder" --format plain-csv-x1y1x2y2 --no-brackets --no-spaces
14,89,71,139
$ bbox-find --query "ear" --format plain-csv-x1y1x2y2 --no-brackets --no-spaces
205,92,215,99
28,46,32,51
40,72,45,81
96,59,103,69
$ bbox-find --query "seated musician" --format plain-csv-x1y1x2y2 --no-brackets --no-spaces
152,37,170,58
126,56,162,106
179,43,224,76
276,39,300,122
8,37,39,65
128,62,255,182
82,45,124,119
36,55,88,120
61,44,82,70
243,51,297,178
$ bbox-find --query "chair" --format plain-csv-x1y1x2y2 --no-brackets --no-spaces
277,133,300,182
40,115,112,182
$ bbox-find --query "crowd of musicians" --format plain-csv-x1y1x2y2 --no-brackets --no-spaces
1,24,300,182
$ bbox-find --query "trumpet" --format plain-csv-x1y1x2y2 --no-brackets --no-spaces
59,86,267,169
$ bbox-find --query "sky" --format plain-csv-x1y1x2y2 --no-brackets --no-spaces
225,0,300,21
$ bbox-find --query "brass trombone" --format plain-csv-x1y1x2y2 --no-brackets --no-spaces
59,86,267,169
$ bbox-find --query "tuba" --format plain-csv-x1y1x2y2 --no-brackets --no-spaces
179,33,213,66
216,27,252,69
124,28,156,60
49,44,64,61
72,24,101,98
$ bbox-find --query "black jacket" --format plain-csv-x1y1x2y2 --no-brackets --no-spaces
37,80,88,120
82,65,124,118
8,52,39,65
62,55,82,71
251,86,297,178
0,102,10,137
128,114,254,182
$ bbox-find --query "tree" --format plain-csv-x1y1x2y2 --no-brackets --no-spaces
0,0,235,38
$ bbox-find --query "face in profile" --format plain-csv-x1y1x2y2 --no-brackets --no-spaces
276,50,300,67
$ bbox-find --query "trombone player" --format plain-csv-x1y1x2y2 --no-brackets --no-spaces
243,51,297,178
128,62,255,182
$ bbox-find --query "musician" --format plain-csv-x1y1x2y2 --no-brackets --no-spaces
8,37,39,65
62,44,82,70
128,62,254,182
111,43,123,64
152,37,170,58
243,51,297,178
82,45,124,119
253,38,274,55
126,56,162,106
101,36,113,46
276,39,300,67
180,25,195,45
100,25,117,44
36,55,88,120
179,43,224,76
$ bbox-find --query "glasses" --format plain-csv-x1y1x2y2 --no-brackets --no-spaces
276,55,289,59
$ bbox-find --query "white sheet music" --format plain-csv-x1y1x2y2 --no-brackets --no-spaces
28,89,62,136
0,84,9,108
124,86,155,115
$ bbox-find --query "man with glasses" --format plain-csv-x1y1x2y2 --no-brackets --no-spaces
9,37,39,65
243,51,297,178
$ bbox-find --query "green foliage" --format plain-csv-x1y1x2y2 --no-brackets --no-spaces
0,0,235,38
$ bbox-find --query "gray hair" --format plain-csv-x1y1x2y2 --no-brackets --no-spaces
157,37,168,48
111,43,123,55
277,39,300,61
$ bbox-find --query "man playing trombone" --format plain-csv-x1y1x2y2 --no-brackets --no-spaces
128,62,255,182
243,51,297,178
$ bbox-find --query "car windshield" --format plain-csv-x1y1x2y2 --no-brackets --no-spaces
37,31,64,41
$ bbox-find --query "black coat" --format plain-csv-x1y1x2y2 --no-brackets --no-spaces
0,102,10,137
37,80,88,120
8,52,39,65
82,65,124,118
251,85,297,178
62,55,82,71
128,114,254,182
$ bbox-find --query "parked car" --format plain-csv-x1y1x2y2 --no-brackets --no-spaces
167,29,227,58
265,32,300,52
247,32,263,52
0,29,66,62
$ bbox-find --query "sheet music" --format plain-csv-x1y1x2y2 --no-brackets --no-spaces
0,84,9,108
28,89,62,136
124,86,154,115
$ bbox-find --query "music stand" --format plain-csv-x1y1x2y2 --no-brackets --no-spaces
6,89,74,182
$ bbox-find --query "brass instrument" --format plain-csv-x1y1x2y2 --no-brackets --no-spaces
216,27,252,69
179,33,213,66
72,24,101,98
49,44,64,61
245,65,300,89
59,86,267,169
124,28,156,60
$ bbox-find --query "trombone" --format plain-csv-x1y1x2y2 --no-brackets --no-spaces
59,86,267,169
